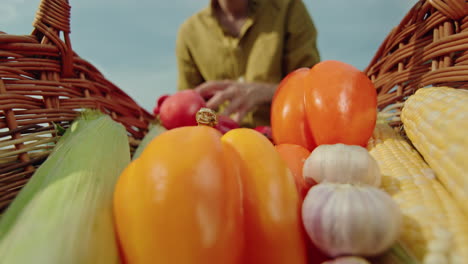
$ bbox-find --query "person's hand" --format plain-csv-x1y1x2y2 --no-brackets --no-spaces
195,80,277,123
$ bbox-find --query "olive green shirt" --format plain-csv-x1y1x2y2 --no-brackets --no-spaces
176,0,320,127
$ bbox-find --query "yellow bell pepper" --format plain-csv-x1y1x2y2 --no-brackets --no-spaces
113,125,307,264
222,128,308,264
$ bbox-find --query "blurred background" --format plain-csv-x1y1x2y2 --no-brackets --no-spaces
1,0,418,112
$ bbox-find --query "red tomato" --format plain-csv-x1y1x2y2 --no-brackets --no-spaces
253,126,273,142
159,90,206,129
271,68,316,151
303,60,377,147
215,115,240,134
152,94,170,115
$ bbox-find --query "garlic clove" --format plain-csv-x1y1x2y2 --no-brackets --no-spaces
303,144,381,187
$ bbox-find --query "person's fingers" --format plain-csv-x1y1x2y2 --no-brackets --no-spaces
195,81,230,98
194,82,217,98
222,96,244,116
232,104,250,123
206,88,235,109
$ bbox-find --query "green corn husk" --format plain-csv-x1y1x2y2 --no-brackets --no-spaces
132,123,166,160
0,110,130,264
372,242,420,264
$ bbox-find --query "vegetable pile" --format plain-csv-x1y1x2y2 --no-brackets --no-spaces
1,60,467,264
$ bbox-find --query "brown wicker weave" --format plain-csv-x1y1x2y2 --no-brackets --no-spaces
365,0,468,125
0,0,154,212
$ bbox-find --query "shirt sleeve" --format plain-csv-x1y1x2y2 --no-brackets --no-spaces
175,24,204,91
282,0,321,75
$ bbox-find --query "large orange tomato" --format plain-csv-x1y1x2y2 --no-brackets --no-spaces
271,68,316,151
304,60,377,147
113,126,308,264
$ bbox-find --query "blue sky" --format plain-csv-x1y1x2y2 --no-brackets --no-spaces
2,0,417,112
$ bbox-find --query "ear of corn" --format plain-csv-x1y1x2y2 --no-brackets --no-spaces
0,110,130,264
367,119,468,264
373,242,419,264
401,87,468,217
132,123,166,160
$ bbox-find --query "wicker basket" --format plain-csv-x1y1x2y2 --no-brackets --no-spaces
0,0,154,212
365,0,468,127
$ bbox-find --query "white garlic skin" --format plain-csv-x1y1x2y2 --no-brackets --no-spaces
302,183,402,257
303,144,381,187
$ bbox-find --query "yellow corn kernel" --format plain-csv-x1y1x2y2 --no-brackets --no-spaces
401,87,468,217
367,120,468,262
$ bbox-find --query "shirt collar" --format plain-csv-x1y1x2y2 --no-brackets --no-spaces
206,0,259,39
207,0,259,20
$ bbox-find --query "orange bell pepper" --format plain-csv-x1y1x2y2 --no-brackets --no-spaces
271,61,377,150
271,68,316,151
222,129,308,264
114,126,243,263
303,60,377,147
113,126,307,264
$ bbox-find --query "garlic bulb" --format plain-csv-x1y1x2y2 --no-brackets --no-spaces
302,183,401,257
303,144,381,186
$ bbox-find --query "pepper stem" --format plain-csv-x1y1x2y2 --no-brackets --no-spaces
196,108,218,127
